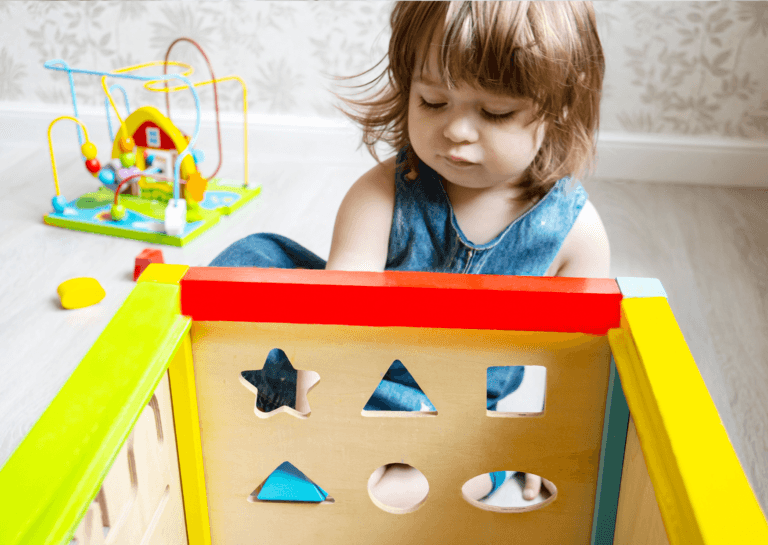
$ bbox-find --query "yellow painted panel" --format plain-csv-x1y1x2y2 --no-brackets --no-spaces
610,297,768,545
168,333,211,545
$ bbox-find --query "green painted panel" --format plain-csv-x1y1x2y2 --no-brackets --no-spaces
0,283,191,545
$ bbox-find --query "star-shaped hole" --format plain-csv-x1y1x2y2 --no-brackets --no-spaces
240,348,320,419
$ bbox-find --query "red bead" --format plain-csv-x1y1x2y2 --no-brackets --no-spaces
85,158,101,173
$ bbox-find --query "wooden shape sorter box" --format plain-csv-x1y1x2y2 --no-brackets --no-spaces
0,267,766,545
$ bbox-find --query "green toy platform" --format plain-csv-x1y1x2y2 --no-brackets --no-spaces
44,179,260,246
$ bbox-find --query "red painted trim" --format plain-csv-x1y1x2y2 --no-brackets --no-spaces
180,267,622,334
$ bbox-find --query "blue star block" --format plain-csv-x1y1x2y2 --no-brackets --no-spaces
257,461,328,503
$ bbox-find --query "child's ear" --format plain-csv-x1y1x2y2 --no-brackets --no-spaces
536,120,548,149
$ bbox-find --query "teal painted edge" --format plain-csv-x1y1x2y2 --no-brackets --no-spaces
615,277,668,299
590,356,631,545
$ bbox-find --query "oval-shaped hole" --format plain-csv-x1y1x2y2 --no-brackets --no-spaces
367,463,429,514
462,471,557,512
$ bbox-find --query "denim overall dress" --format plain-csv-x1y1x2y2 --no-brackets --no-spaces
211,144,588,495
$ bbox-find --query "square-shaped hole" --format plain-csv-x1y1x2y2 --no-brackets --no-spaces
487,366,546,416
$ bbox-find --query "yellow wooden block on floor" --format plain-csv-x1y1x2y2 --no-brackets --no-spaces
57,277,106,309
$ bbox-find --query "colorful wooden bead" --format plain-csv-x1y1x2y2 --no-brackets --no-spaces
120,152,136,168
52,195,68,213
98,167,115,185
85,158,101,173
111,203,126,221
81,142,98,160
119,136,135,152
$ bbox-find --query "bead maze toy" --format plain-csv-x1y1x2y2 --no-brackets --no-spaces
1,268,766,544
43,38,260,246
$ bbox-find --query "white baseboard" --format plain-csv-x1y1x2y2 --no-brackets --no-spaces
594,131,768,188
1,103,766,187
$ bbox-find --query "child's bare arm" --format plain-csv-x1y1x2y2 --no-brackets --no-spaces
515,199,610,500
325,156,397,272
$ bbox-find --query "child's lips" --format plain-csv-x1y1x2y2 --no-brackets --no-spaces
446,155,477,167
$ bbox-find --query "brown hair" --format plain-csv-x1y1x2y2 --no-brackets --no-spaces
331,1,604,203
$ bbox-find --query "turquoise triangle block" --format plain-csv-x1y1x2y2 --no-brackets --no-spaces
257,461,328,502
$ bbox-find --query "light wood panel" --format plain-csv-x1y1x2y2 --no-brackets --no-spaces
614,417,670,545
70,373,188,545
190,321,612,544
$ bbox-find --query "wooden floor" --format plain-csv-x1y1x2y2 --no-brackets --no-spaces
0,132,766,521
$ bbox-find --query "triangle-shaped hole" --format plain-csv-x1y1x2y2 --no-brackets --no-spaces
362,360,437,416
249,461,334,504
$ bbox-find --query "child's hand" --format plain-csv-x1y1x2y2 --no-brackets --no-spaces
522,472,542,500
463,472,547,503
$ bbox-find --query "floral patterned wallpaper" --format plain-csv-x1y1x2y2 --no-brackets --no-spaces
597,1,768,138
0,1,766,140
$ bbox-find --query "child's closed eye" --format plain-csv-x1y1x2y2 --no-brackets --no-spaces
483,110,517,123
418,97,447,110
418,97,516,123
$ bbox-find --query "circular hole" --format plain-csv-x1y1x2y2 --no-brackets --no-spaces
461,471,557,512
367,463,429,514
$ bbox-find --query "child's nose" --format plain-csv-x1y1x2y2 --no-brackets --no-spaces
442,113,479,143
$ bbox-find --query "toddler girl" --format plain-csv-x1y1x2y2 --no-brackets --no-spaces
213,1,609,505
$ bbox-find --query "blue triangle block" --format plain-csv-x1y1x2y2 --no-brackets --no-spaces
257,461,328,502
363,360,436,412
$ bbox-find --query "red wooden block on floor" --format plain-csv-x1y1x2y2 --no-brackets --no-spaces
133,248,165,281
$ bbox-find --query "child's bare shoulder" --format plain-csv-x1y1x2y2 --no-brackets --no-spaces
555,200,611,278
356,155,397,192
340,155,396,212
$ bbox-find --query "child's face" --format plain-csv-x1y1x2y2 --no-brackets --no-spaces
408,46,547,193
